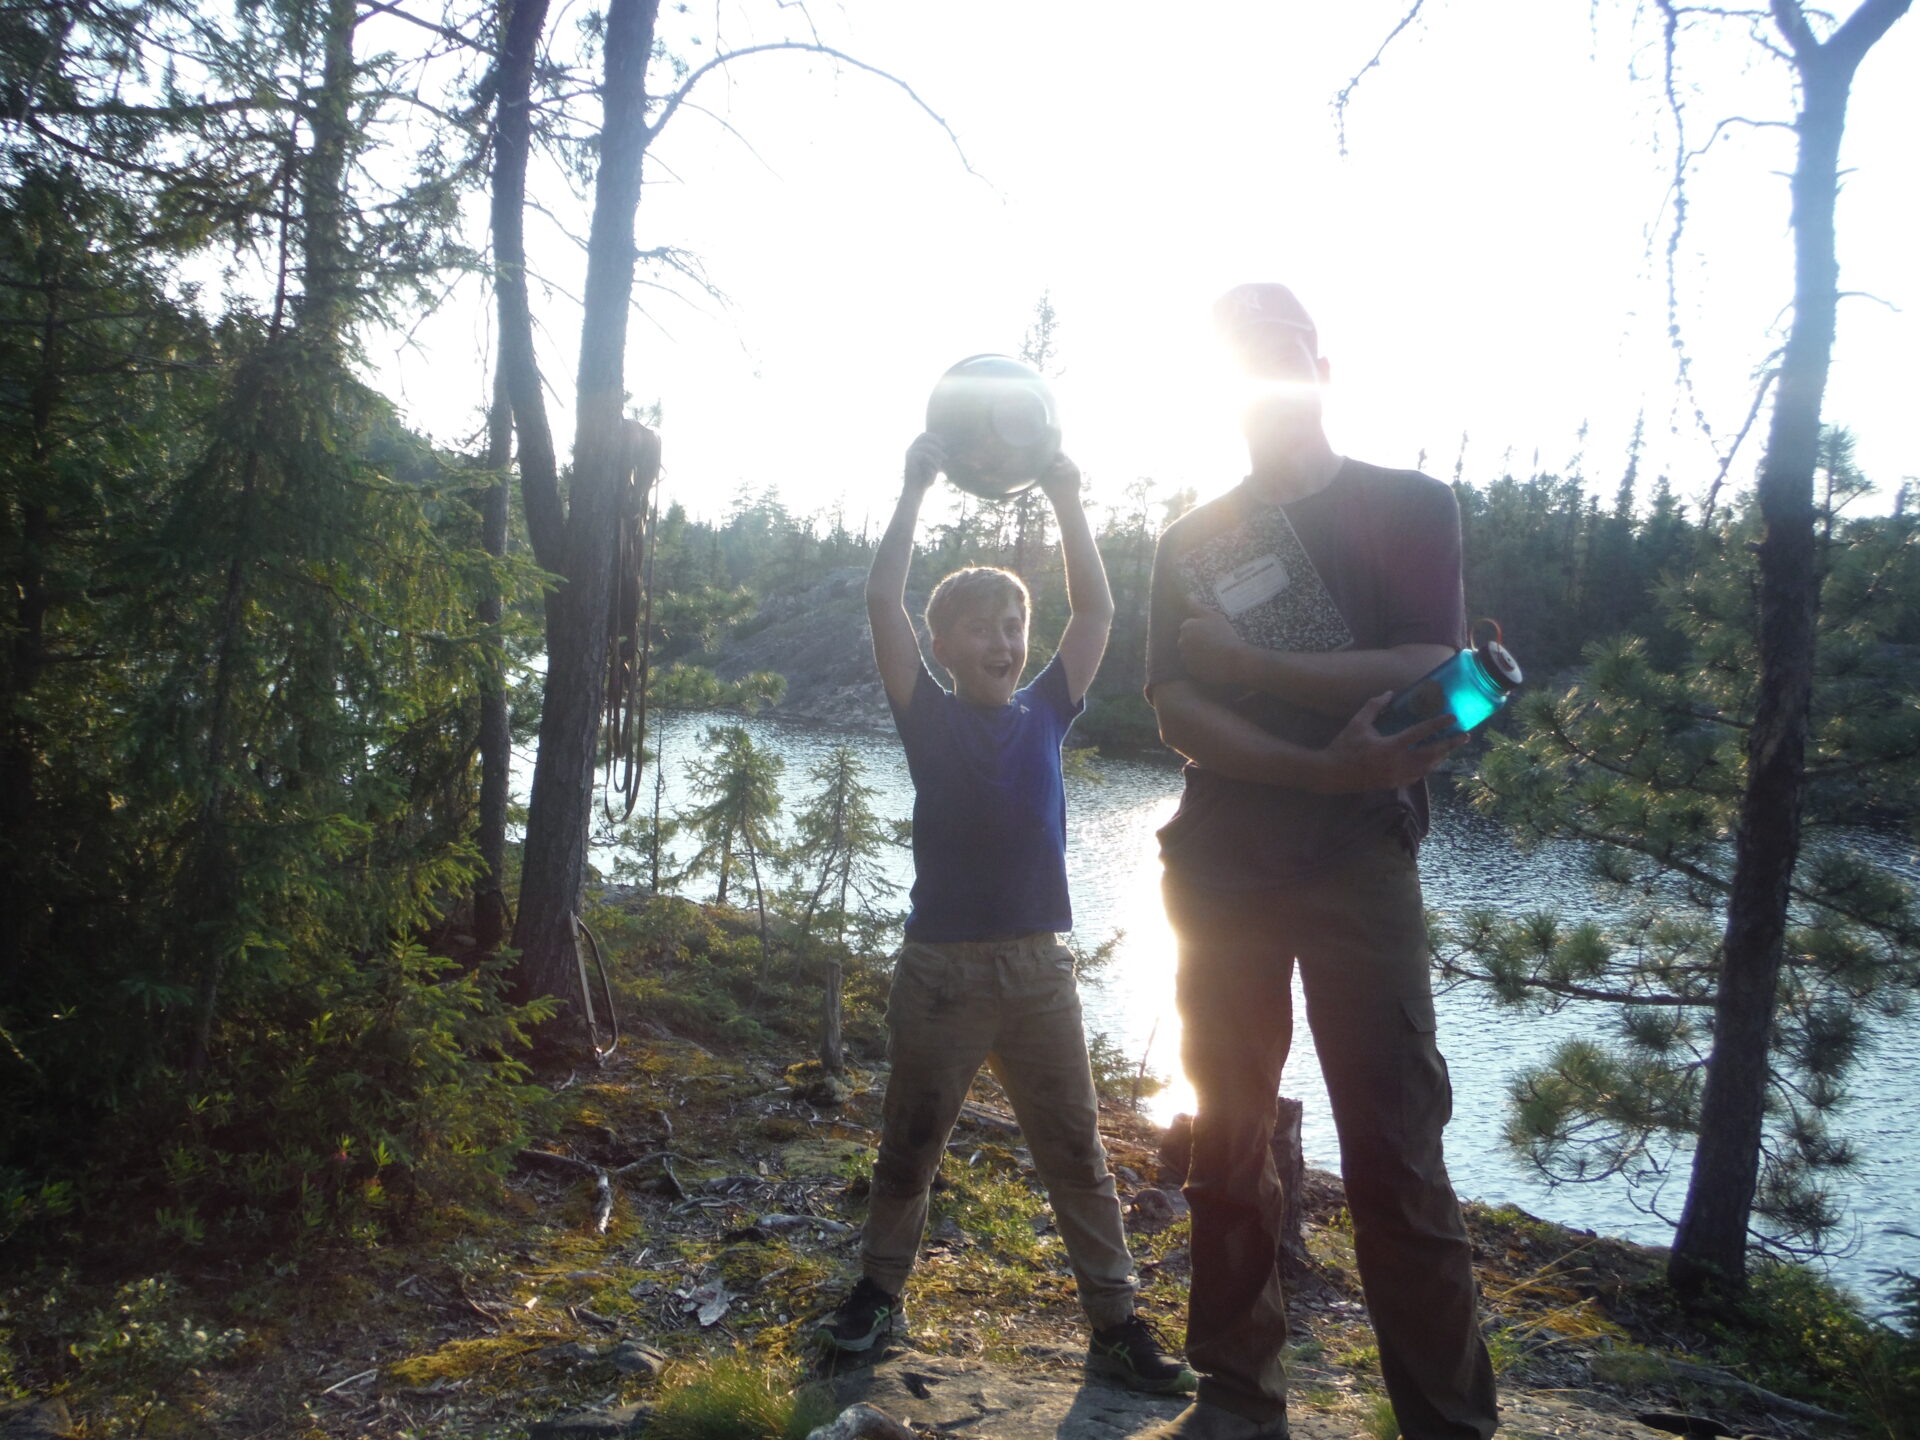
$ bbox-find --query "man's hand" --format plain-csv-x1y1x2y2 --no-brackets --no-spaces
1177,602,1250,690
1314,692,1466,793
1036,451,1082,503
904,432,947,494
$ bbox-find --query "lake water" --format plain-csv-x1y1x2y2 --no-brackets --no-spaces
579,708,1920,1311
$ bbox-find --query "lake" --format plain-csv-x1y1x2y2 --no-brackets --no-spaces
580,707,1920,1311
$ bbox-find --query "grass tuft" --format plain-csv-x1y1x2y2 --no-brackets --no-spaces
1360,1395,1400,1439
648,1351,837,1440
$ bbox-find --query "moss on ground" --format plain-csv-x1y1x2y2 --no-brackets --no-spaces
5,894,1913,1439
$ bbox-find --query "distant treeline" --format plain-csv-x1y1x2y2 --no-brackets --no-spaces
636,433,1920,751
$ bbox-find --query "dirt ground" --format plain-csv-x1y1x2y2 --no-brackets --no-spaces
1,1032,1869,1440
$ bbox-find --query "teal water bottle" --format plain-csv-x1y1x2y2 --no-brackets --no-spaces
1376,620,1521,740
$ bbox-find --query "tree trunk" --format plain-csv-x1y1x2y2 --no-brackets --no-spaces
190,0,360,1070
1157,1101,1308,1273
507,0,664,1024
475,374,513,955
1668,0,1909,1296
2,245,63,981
295,0,358,348
820,956,845,1072
819,853,850,1071
1270,1097,1311,1280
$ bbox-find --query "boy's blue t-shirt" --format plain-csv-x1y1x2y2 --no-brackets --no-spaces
889,652,1084,942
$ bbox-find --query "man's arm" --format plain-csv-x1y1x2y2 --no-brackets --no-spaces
1039,454,1114,704
1143,504,1460,792
1176,471,1465,720
867,433,943,710
1177,606,1451,720
1153,677,1462,791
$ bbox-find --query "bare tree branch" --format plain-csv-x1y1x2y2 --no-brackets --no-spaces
358,0,498,56
677,97,779,177
1701,362,1779,526
1653,0,1717,451
1333,0,1428,156
11,93,302,122
1769,0,1823,54
1822,0,1914,67
1696,113,1798,149
646,40,979,181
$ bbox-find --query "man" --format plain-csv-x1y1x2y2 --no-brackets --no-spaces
1140,283,1498,1440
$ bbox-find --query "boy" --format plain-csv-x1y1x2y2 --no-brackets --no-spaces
814,431,1193,1396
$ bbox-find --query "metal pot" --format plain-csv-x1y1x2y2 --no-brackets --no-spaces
924,354,1062,499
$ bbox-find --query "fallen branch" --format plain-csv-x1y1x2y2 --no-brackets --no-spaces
514,1148,630,1228
591,1172,614,1234
1657,1359,1850,1424
956,1102,1021,1135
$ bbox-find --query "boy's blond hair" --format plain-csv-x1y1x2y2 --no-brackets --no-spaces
924,566,1028,640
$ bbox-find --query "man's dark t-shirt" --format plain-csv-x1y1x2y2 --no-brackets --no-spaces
890,652,1083,941
1144,458,1466,891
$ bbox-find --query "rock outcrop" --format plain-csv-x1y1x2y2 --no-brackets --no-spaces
708,567,922,732
822,1351,1689,1440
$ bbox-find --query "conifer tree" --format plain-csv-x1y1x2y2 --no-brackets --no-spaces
1437,457,1920,1263
680,724,785,995
785,746,901,1070
1663,0,1911,1294
680,725,785,911
488,0,961,1035
1,0,541,1232
1353,0,1911,1292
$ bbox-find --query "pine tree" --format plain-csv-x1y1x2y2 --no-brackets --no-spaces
784,746,901,1070
1437,459,1920,1262
1,0,542,1236
680,724,785,911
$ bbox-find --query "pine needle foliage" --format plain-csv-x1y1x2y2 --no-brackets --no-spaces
1,0,548,1244
680,725,786,910
1437,454,1920,1260
783,744,901,947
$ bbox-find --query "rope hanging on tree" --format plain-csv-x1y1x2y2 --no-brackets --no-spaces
603,419,661,822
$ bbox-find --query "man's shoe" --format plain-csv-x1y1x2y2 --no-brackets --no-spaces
1133,1402,1288,1440
814,1277,904,1353
1086,1313,1199,1396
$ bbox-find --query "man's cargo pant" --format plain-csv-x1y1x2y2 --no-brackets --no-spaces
1164,833,1498,1440
859,932,1138,1329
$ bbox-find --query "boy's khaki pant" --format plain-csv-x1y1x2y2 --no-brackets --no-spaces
1165,833,1498,1440
860,933,1138,1329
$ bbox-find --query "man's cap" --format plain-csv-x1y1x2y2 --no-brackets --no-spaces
1213,283,1318,354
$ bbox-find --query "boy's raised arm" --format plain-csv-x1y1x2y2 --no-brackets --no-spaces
1041,454,1115,704
867,432,943,710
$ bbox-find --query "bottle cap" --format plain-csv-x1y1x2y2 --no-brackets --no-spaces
1472,619,1522,690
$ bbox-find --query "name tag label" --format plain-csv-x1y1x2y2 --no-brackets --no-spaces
1213,553,1290,617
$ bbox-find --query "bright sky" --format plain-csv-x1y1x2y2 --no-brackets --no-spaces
386,0,1919,531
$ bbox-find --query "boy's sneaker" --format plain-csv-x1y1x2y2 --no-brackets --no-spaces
1087,1314,1199,1395
814,1277,905,1353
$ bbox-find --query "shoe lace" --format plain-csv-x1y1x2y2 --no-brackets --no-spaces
849,1277,895,1309
1109,1313,1175,1355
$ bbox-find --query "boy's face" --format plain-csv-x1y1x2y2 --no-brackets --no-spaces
931,596,1029,707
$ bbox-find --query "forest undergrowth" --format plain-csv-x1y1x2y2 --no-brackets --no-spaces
4,894,1919,1440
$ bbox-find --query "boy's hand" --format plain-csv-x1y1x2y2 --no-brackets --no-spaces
1037,452,1082,503
1178,601,1250,689
904,432,946,494
1314,693,1466,793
